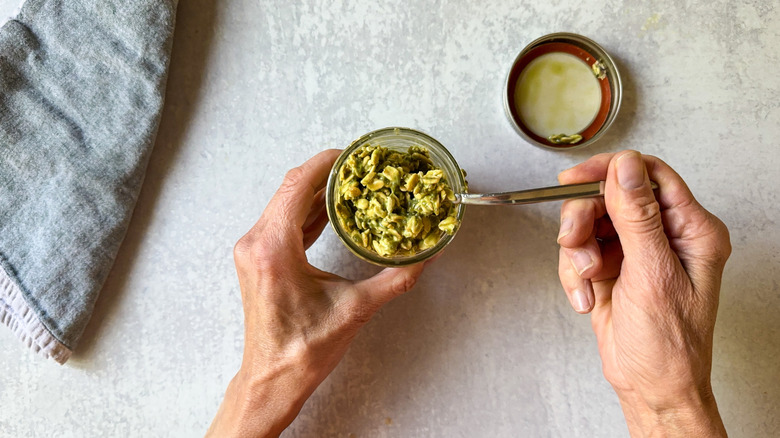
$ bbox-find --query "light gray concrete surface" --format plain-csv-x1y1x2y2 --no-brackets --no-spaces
1,1,779,436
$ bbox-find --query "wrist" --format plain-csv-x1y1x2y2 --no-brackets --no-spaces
207,356,320,437
616,386,727,438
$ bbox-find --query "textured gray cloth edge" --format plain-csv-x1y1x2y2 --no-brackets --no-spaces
0,0,177,363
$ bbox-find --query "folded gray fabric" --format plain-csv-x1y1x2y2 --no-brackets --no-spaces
0,0,176,363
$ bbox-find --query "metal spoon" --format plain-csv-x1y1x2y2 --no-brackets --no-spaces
454,181,658,205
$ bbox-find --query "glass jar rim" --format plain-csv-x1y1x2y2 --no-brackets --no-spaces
325,127,466,267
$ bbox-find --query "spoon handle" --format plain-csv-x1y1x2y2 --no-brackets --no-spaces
454,181,658,205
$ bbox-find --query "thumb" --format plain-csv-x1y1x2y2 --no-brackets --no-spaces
605,151,673,265
352,263,427,310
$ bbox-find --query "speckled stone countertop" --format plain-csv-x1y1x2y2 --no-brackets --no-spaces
1,1,778,437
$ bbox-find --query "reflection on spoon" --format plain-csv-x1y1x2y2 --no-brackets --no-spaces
454,181,658,206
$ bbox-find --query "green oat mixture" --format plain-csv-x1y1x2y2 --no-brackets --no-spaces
335,144,460,257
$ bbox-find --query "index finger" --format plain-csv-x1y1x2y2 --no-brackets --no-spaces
262,148,341,232
558,152,614,185
558,151,698,215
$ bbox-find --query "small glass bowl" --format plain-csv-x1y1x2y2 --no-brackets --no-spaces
504,32,622,151
326,127,467,267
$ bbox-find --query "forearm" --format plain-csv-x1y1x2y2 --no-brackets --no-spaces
206,361,319,438
617,387,727,438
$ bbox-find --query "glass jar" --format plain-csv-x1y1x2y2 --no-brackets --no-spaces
326,127,467,267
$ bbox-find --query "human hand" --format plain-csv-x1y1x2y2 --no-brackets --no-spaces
556,151,730,437
207,149,430,437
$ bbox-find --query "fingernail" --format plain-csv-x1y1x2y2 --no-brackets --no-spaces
571,250,593,275
557,217,573,242
616,151,645,190
572,288,592,313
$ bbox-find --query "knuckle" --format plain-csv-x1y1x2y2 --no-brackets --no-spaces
233,234,253,264
281,166,307,191
390,271,418,297
715,217,732,259
684,208,732,267
707,214,732,264
621,194,663,232
235,229,288,278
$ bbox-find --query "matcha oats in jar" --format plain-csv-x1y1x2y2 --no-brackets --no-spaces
326,128,466,267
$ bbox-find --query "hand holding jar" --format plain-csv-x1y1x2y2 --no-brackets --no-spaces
206,149,431,437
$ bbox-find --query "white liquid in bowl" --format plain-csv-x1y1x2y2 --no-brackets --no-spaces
514,52,602,139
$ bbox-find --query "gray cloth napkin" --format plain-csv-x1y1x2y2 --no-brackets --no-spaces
0,0,176,363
